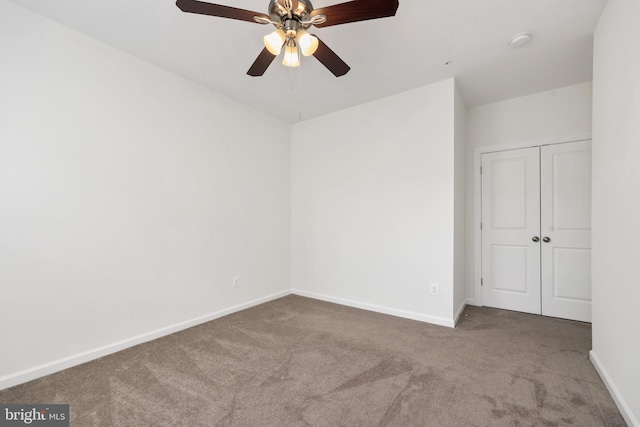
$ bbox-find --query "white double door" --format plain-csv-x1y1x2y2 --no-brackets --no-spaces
481,141,592,322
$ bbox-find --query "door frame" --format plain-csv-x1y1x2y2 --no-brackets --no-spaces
472,133,592,307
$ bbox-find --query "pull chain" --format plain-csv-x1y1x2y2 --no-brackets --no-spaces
290,56,294,89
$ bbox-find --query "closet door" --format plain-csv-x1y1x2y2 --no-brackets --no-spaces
481,147,541,314
540,141,592,322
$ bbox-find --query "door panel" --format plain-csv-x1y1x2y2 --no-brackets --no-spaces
492,160,528,229
540,141,592,322
550,149,592,230
482,148,541,314
492,245,529,293
553,248,591,301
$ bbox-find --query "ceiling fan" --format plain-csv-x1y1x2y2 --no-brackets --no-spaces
176,0,399,77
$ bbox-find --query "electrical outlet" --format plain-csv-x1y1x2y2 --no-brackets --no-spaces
233,276,239,288
430,283,439,295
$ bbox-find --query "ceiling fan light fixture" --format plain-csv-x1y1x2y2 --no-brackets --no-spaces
296,30,319,56
282,43,300,67
264,29,286,55
176,0,400,77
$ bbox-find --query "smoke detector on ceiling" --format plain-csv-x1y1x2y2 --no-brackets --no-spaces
510,33,531,48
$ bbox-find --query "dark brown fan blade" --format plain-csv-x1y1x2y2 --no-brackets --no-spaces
247,48,277,76
310,0,399,28
312,36,350,77
176,0,268,23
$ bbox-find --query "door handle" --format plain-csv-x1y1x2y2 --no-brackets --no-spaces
532,236,540,242
543,237,551,243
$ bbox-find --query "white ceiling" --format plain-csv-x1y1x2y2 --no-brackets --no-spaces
9,0,607,123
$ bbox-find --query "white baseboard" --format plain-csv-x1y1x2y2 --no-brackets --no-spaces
1,289,461,390
590,350,639,427
0,290,290,391
292,289,455,328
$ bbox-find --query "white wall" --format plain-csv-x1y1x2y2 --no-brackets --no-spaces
291,79,458,326
591,0,640,424
0,1,291,388
464,83,593,303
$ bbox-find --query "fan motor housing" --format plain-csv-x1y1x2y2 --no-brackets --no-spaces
268,0,314,28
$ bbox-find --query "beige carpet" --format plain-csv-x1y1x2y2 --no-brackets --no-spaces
0,295,626,426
